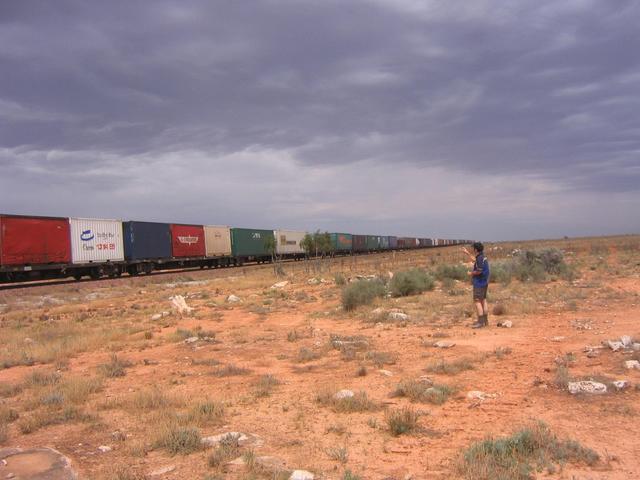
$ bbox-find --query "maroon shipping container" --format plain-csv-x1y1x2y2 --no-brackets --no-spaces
170,224,205,258
0,215,71,266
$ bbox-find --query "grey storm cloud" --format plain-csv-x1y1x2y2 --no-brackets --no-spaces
1,0,639,240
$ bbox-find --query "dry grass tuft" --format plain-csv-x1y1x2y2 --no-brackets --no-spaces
316,390,379,413
98,354,133,378
254,374,280,397
386,407,421,436
392,380,457,405
211,364,252,377
426,358,475,375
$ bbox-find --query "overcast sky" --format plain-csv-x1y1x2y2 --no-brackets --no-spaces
1,1,639,240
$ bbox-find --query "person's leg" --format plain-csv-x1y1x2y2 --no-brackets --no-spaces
475,300,484,317
482,298,489,325
471,290,484,328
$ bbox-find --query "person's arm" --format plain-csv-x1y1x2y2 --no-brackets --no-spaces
461,247,475,262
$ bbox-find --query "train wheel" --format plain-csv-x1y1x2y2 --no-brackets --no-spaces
73,274,83,281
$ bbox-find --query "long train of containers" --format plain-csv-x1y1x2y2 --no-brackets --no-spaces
0,213,472,283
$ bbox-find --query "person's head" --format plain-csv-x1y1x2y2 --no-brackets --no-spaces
472,242,484,254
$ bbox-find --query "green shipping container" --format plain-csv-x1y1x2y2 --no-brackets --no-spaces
330,232,352,251
366,235,379,250
230,228,275,258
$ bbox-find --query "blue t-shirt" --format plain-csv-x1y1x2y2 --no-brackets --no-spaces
473,253,490,288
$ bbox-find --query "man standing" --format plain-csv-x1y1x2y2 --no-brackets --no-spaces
462,242,490,328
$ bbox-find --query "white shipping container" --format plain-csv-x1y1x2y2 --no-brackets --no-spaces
69,218,124,264
275,229,306,255
204,225,232,257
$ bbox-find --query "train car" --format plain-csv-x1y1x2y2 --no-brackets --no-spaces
204,225,232,265
379,236,390,250
123,220,172,275
352,234,367,253
366,235,379,251
388,236,398,249
230,228,275,264
69,217,125,279
0,214,71,282
170,224,206,258
275,229,305,259
329,233,352,254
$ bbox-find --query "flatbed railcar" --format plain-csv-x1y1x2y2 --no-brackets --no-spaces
1,212,472,284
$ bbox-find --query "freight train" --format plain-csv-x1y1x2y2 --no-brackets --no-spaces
0,214,471,283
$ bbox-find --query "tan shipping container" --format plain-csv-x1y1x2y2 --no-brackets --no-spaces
204,226,232,257
275,229,306,255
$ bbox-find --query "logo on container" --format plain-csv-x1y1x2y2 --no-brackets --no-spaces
80,230,95,241
177,236,199,245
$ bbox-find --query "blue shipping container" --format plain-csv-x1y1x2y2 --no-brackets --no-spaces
389,236,398,249
123,221,172,261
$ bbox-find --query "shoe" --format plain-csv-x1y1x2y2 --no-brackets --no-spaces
471,319,484,329
482,314,489,326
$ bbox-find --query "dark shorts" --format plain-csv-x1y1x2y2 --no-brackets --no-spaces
473,286,488,301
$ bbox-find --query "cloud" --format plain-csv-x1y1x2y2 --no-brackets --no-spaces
0,0,639,239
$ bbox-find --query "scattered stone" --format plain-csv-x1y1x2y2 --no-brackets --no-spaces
497,320,512,328
184,337,199,344
227,294,241,303
620,335,633,348
170,295,193,314
388,312,408,321
612,380,629,391
97,445,112,453
290,470,315,480
434,340,455,349
0,447,77,480
307,278,320,285
633,343,640,351
151,311,170,321
271,281,289,289
149,465,176,476
378,369,394,377
624,360,640,370
334,389,355,400
567,381,607,395
550,336,565,342
417,376,434,385
201,432,262,448
466,391,496,401
111,431,127,441
605,340,625,352
371,307,385,316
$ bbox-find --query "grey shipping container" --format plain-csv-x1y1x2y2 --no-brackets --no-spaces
379,236,390,250
352,235,367,252
123,221,171,261
231,228,275,258
389,236,398,249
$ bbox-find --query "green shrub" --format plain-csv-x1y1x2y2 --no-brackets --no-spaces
435,264,468,281
459,421,598,479
489,261,514,284
334,273,347,286
389,269,435,297
154,424,201,455
386,407,420,436
392,380,456,405
341,279,386,311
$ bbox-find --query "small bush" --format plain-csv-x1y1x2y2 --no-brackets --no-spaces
426,358,475,375
211,364,251,377
492,304,507,316
435,264,468,281
208,433,241,467
98,354,132,378
184,400,225,425
132,388,172,410
296,347,323,363
326,446,348,463
341,279,386,311
316,390,379,413
386,407,420,436
489,261,514,285
554,365,572,390
254,374,280,397
25,371,61,387
343,470,361,480
0,406,19,424
154,423,201,455
334,273,347,286
389,269,435,297
0,422,6,444
393,380,456,405
459,421,598,479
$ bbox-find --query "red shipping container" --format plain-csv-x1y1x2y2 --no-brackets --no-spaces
170,224,205,258
0,215,71,266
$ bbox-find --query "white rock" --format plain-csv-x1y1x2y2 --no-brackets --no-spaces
290,470,315,480
466,390,495,400
606,340,625,352
612,380,629,391
624,360,640,370
378,369,394,377
633,343,640,351
567,381,607,395
620,335,633,347
184,337,199,344
550,336,565,342
307,278,320,285
334,389,355,400
170,295,193,314
371,307,385,316
497,320,513,328
149,465,176,476
227,294,241,303
271,281,289,289
434,340,456,349
201,432,249,448
97,445,112,453
388,312,408,321
151,314,162,321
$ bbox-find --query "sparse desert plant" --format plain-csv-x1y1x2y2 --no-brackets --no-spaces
98,354,132,378
494,347,513,359
296,347,323,363
131,388,176,410
341,279,386,311
393,380,456,405
389,269,435,297
326,446,348,463
287,330,301,342
435,264,468,281
553,365,572,389
365,351,397,367
458,421,598,480
316,390,379,413
334,273,347,286
0,382,23,398
211,364,251,377
102,465,147,480
0,406,19,424
489,261,514,285
208,433,241,467
0,421,7,444
426,358,475,375
153,422,201,455
254,374,280,397
386,407,420,436
25,370,61,387
343,470,362,480
184,400,225,425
